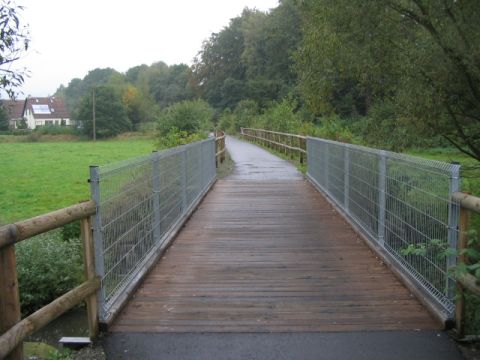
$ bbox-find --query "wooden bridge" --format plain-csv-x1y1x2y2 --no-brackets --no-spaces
1,133,479,359
113,137,437,333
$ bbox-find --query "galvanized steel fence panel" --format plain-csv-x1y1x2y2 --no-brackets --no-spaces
90,138,216,322
307,137,460,316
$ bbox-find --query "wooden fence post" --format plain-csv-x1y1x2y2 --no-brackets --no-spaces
455,205,470,338
80,217,99,338
0,245,22,360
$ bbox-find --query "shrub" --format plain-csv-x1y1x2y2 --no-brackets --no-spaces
316,116,356,143
253,98,302,133
61,221,81,241
157,99,214,136
157,127,207,149
16,231,83,315
35,125,78,136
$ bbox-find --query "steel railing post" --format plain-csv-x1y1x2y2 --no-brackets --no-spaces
378,151,387,247
89,165,107,322
344,145,350,212
151,152,161,243
447,164,461,299
182,149,187,213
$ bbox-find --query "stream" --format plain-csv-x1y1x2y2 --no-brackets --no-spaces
26,308,88,348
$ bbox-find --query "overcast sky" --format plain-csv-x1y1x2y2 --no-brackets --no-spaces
14,0,279,97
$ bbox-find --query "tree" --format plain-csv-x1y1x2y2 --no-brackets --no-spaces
121,84,148,128
0,103,8,130
148,63,193,107
192,14,247,109
191,3,303,111
297,0,480,160
0,0,30,98
57,67,124,115
77,86,131,138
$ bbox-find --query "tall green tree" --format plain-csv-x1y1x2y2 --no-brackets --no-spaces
297,0,480,160
192,14,248,109
77,86,131,138
148,63,193,107
58,68,124,114
192,2,302,111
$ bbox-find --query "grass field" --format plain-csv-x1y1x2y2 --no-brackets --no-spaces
0,138,155,224
408,147,480,195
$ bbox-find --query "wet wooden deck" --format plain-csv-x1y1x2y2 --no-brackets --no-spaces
111,179,439,332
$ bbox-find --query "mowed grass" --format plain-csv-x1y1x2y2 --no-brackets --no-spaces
0,139,155,223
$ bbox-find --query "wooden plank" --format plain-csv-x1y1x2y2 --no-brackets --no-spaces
111,180,440,333
453,191,480,213
0,245,22,360
0,200,96,248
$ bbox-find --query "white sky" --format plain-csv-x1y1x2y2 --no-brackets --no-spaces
14,0,279,97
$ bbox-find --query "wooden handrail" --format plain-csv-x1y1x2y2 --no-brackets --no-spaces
453,192,480,213
0,278,100,359
215,130,226,167
0,200,96,249
240,127,307,164
0,201,99,359
453,191,480,338
242,127,306,140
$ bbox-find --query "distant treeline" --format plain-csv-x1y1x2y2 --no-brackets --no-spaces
55,0,480,161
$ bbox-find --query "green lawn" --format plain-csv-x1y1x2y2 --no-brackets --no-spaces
0,139,155,223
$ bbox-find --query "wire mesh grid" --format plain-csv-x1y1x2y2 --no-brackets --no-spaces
90,138,216,321
307,137,460,315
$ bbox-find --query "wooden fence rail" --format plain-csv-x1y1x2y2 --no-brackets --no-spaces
215,130,226,167
240,127,307,163
452,192,480,338
0,201,98,360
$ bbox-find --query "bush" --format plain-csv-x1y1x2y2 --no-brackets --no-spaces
16,231,83,315
254,98,302,133
316,116,356,143
157,99,214,136
217,100,260,134
34,125,78,136
61,221,81,241
157,127,207,149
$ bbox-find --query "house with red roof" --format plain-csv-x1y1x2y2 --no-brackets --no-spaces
23,97,71,129
1,99,26,128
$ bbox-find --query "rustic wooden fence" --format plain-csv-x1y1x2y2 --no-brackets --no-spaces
215,130,226,167
0,201,99,360
453,192,480,338
240,127,306,164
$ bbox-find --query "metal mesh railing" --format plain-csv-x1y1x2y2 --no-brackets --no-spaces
307,137,460,316
89,138,216,322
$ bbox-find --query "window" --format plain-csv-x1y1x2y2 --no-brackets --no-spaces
32,104,51,114
45,120,53,125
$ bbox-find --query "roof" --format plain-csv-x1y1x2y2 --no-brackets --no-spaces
1,99,25,120
25,97,70,119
